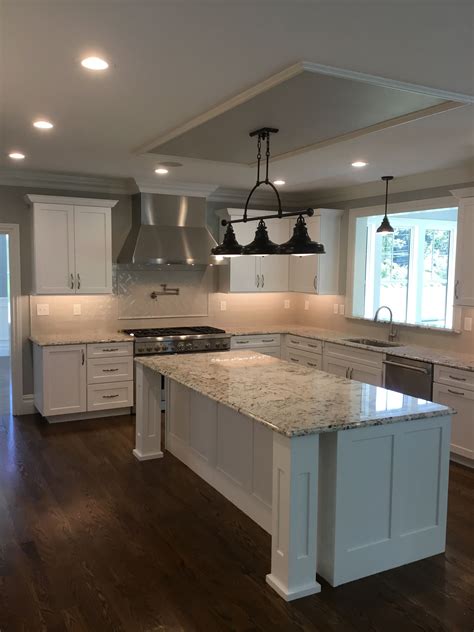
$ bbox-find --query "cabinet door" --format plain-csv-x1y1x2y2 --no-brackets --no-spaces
228,220,258,292
74,206,112,294
289,216,320,293
259,217,290,292
33,204,75,294
350,361,383,386
43,345,87,415
433,383,474,460
454,197,474,306
323,354,351,378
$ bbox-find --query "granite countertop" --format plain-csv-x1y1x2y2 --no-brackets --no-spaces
30,332,132,346
136,350,451,438
226,325,474,372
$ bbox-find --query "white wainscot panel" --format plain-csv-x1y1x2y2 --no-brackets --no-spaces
216,404,253,490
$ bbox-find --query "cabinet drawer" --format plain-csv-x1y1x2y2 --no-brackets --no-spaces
325,342,382,368
433,382,474,460
231,334,281,349
87,381,134,411
286,348,322,370
434,365,474,391
286,335,323,354
87,356,133,384
87,342,133,359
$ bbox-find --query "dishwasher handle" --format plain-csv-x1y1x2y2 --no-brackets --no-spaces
383,359,430,375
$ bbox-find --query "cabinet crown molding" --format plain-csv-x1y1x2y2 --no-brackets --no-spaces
24,194,118,208
450,187,474,199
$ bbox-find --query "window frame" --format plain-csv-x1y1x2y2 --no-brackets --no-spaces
346,196,459,331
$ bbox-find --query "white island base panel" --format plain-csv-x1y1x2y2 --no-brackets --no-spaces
134,365,451,600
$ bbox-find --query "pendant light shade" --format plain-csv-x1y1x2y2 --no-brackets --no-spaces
211,223,243,257
241,219,279,255
278,215,325,256
376,176,394,234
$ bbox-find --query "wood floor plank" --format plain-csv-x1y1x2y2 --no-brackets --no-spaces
0,412,472,631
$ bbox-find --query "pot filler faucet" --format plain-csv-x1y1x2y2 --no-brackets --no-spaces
374,305,399,342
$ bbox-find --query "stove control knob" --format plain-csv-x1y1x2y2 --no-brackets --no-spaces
185,342,193,350
146,347,152,352
205,342,211,349
177,343,185,351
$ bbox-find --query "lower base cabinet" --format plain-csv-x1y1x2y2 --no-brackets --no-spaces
231,334,281,358
323,343,383,386
33,342,134,420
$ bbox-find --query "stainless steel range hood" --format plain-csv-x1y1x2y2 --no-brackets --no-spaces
117,193,219,266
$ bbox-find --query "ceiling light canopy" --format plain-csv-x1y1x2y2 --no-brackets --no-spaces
211,128,324,258
154,167,169,175
81,56,109,70
9,152,25,160
351,160,367,168
376,176,395,234
33,120,53,129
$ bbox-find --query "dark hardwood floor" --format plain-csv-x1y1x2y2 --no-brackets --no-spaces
0,412,472,632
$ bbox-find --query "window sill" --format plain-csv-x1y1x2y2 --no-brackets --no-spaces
346,315,461,335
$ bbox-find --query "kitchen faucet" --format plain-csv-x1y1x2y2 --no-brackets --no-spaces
374,305,398,342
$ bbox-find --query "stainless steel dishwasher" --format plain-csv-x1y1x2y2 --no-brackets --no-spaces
383,355,433,400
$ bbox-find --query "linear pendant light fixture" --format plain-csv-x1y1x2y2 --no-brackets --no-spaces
211,128,325,257
376,175,395,234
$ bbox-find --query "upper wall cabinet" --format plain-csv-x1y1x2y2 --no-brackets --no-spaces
26,195,117,295
217,209,290,293
452,191,474,307
289,209,343,295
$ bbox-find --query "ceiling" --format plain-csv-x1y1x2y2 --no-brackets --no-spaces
0,0,473,196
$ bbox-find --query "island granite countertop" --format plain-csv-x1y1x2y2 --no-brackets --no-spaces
136,350,451,437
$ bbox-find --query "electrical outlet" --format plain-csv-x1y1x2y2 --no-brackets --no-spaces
73,304,82,316
304,300,310,311
284,299,290,309
333,303,339,314
464,316,472,331
220,300,227,311
339,304,345,315
36,303,49,316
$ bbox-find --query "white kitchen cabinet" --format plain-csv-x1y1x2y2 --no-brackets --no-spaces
323,342,383,386
286,348,322,370
33,341,133,421
231,334,281,358
452,192,474,307
289,209,343,294
34,344,87,416
217,209,290,292
26,195,117,295
433,364,474,464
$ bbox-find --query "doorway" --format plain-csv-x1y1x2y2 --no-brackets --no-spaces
0,233,11,413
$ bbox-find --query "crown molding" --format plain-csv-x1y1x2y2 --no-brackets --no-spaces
24,194,118,208
0,168,133,194
133,178,218,198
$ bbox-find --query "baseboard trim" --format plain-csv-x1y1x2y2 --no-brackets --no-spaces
45,407,132,424
18,394,36,415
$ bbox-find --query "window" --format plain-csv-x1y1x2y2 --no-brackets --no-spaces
352,207,458,329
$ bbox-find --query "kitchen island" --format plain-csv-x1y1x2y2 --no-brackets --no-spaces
134,350,452,601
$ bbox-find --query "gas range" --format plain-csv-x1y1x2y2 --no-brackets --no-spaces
122,326,231,355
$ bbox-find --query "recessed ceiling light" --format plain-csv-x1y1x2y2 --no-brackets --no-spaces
8,152,25,160
155,168,169,175
81,56,109,70
33,120,54,129
274,179,285,186
351,161,368,168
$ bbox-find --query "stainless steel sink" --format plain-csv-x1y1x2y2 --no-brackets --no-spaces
345,338,402,348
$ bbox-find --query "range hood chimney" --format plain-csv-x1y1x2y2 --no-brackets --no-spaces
118,193,219,266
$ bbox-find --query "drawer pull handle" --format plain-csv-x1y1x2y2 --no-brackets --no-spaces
447,388,465,396
290,357,300,362
102,348,119,352
290,340,300,344
261,338,275,343
102,394,119,399
236,340,249,345
448,375,466,382
308,343,319,348
307,362,318,367
102,368,119,372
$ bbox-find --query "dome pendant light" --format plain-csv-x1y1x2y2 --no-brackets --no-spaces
211,223,243,258
242,219,279,255
278,214,325,256
211,128,323,257
376,176,395,234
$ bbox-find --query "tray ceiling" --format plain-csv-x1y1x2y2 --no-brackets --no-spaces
145,65,459,164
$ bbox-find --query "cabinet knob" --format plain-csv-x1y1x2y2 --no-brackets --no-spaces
454,280,460,300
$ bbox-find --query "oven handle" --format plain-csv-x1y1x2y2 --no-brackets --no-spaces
383,359,430,375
